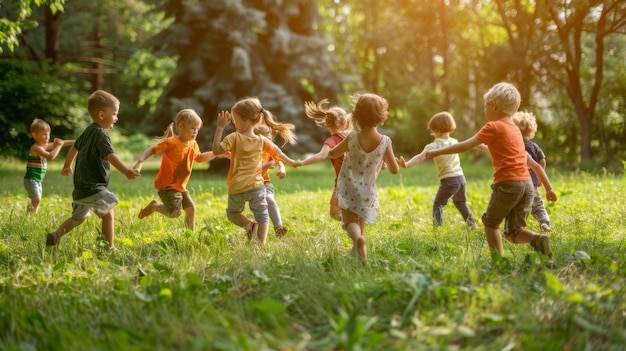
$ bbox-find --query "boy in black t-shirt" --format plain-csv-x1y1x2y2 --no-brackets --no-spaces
46,90,140,251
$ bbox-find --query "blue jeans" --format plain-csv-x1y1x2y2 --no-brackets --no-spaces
433,175,476,227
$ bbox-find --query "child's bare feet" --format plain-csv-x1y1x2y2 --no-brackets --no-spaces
540,223,552,232
138,200,158,219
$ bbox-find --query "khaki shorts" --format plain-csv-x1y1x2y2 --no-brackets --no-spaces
482,180,534,234
158,188,194,214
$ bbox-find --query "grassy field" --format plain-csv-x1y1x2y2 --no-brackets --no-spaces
0,155,624,350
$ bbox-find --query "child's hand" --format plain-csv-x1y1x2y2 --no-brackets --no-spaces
218,151,231,159
425,151,434,160
292,160,303,168
276,169,286,179
126,168,141,180
263,161,277,170
62,167,72,176
396,156,407,168
546,189,558,202
53,138,64,147
216,111,232,128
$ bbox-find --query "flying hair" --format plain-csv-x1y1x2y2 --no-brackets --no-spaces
304,99,350,130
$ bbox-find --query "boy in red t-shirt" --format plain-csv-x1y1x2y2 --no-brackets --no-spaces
426,82,558,260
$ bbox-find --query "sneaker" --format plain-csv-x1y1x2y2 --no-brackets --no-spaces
530,234,552,260
275,226,289,238
245,220,257,241
46,232,59,246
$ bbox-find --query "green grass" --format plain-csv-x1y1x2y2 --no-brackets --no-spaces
0,156,625,350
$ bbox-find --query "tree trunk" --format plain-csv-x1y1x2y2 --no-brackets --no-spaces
44,6,60,63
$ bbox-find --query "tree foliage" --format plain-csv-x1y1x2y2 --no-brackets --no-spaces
145,0,346,153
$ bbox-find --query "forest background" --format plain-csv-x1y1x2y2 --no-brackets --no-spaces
1,0,625,173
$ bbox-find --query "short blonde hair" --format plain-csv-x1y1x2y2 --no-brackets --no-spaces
87,90,119,119
483,82,521,116
427,112,456,134
30,118,51,133
511,111,538,139
159,109,203,139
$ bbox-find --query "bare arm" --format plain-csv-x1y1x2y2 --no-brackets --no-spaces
426,136,482,159
277,151,299,167
328,137,349,159
276,160,286,179
473,143,489,152
299,144,332,166
527,156,557,202
61,146,78,176
212,111,231,156
383,144,399,174
32,139,64,161
196,151,215,163
108,153,140,180
133,146,156,172
398,149,427,168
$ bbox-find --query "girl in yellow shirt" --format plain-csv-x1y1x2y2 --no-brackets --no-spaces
212,97,299,245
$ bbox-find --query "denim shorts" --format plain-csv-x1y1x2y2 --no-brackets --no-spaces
24,179,42,198
71,190,119,220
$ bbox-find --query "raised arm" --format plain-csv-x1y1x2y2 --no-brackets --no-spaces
212,111,231,156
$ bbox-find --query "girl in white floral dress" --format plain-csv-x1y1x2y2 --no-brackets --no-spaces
328,92,399,264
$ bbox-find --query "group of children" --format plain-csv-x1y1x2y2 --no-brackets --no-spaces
28,82,557,263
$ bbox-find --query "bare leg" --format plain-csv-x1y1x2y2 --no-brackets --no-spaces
256,222,269,245
102,210,115,248
183,206,195,231
343,214,367,264
138,200,158,219
484,225,504,255
28,196,41,214
48,217,85,246
504,227,535,244
228,212,251,228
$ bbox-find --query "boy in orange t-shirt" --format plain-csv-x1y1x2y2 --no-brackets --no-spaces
134,109,215,231
426,82,558,260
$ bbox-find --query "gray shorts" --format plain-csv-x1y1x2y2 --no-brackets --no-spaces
24,179,42,198
226,186,268,224
71,190,119,220
158,188,194,214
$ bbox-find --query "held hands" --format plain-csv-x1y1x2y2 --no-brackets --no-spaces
216,111,232,129
125,168,141,180
424,150,435,160
292,160,303,168
53,138,64,147
396,156,407,168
